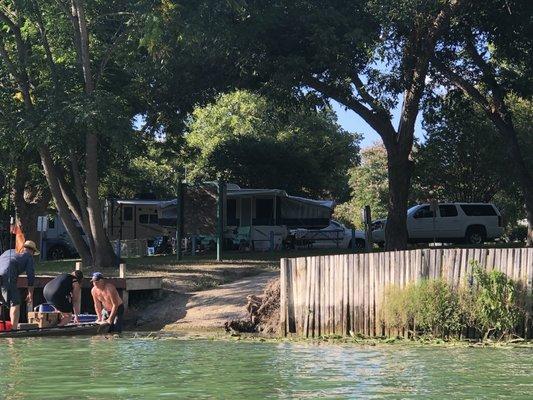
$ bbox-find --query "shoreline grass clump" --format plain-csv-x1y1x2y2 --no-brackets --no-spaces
381,261,527,341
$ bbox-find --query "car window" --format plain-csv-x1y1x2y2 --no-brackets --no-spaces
439,205,458,217
460,204,497,216
413,206,434,219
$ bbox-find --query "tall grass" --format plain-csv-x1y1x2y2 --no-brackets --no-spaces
381,261,527,340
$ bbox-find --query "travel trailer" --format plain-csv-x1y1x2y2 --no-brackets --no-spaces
41,199,173,259
42,184,335,257
159,183,335,251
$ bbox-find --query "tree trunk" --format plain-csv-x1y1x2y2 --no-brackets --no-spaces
85,133,117,268
13,166,51,245
39,146,93,265
497,124,533,247
385,150,412,250
72,0,117,268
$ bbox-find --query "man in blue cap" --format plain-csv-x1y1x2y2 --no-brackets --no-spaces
90,272,124,333
0,240,39,328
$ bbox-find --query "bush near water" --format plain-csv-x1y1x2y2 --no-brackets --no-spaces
381,262,527,340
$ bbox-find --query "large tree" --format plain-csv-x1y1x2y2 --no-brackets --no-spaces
184,90,360,199
161,0,464,249
0,1,144,266
432,0,533,245
415,91,509,203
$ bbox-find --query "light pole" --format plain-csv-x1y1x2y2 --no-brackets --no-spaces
216,179,225,262
176,174,183,262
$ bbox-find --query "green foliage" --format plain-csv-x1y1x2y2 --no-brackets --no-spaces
382,280,463,337
382,264,526,340
412,280,463,336
184,90,360,199
416,91,508,203
100,140,177,199
465,262,524,339
334,144,389,228
416,91,532,231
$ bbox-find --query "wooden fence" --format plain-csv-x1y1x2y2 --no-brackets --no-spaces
280,248,533,338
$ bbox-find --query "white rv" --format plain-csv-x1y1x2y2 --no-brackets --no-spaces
158,183,335,251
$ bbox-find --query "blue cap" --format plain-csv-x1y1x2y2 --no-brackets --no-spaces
91,272,104,282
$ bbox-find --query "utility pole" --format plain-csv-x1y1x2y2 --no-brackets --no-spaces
217,179,225,262
176,175,183,262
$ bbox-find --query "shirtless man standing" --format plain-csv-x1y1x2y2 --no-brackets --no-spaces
90,272,124,333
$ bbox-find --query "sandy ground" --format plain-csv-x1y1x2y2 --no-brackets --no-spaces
133,271,278,331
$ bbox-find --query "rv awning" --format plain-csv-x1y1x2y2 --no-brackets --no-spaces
227,188,287,197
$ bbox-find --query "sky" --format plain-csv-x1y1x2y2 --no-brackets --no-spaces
331,100,425,149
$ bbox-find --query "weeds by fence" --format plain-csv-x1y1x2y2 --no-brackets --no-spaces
280,248,533,339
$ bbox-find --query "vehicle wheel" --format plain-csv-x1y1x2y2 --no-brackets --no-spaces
48,245,67,260
465,227,486,245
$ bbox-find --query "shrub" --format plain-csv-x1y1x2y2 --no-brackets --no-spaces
411,280,463,337
465,262,524,339
382,279,463,337
381,284,413,330
381,262,526,340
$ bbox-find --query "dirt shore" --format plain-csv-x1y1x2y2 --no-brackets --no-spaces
133,271,278,331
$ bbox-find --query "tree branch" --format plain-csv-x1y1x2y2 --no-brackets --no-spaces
397,0,464,151
433,60,492,113
31,0,61,89
95,25,127,88
464,31,507,111
305,76,397,148
351,73,387,113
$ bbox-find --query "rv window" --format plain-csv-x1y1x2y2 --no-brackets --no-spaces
123,207,133,221
139,214,159,224
254,198,274,225
227,199,238,226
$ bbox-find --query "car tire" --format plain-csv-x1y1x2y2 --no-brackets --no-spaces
465,226,486,245
48,245,67,260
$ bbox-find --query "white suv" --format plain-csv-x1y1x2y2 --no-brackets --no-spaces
372,203,504,246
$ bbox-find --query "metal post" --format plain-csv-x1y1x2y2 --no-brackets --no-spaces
217,180,225,262
351,228,356,252
191,235,196,256
269,231,274,251
116,203,123,267
176,176,183,262
364,205,373,253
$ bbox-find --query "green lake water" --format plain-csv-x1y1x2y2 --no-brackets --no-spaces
0,337,531,399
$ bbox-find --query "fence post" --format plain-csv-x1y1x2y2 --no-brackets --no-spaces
75,261,82,271
119,263,126,278
217,180,225,262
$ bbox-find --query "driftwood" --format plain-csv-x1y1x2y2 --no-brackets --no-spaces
225,278,280,335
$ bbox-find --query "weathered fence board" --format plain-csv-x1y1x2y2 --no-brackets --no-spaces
280,248,533,338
